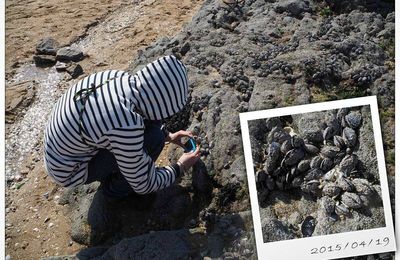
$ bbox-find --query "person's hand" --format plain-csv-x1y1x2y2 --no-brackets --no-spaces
177,145,201,173
166,130,193,148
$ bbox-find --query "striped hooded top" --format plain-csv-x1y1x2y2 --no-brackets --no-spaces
43,55,188,194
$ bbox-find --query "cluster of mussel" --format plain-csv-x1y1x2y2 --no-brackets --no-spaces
255,107,381,220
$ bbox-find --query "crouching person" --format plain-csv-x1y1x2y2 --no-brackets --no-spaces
43,55,200,199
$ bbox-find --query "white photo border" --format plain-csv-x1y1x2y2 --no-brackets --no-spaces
240,96,396,260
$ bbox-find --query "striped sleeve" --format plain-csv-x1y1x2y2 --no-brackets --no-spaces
106,126,177,194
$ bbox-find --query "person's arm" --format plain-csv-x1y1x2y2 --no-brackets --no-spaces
107,126,180,194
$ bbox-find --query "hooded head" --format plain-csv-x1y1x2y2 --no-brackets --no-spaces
130,55,189,120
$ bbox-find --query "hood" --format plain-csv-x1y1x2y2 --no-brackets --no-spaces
130,55,189,120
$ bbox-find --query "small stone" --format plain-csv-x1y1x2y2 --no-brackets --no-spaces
44,217,50,223
68,241,73,247
66,63,83,78
5,255,11,260
36,37,59,55
33,228,39,232
33,55,57,67
55,61,68,71
21,241,29,249
56,47,84,62
43,192,50,200
48,223,54,228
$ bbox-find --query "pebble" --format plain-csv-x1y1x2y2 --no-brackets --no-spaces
44,217,50,223
43,192,50,200
21,241,29,249
5,255,11,260
48,223,54,228
14,175,23,182
33,228,39,232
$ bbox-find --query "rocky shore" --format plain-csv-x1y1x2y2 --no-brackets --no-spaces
5,0,395,259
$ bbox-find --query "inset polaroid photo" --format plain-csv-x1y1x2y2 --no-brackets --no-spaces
239,96,396,260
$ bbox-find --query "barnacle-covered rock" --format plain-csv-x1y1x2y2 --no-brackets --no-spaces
297,159,311,172
338,154,358,176
291,177,303,188
321,196,336,215
341,192,363,209
336,177,354,192
267,142,281,162
322,168,339,182
268,126,291,144
336,108,350,121
323,126,334,141
265,118,282,131
335,203,351,217
304,130,324,144
345,111,362,129
280,140,293,154
320,146,340,159
322,183,341,197
352,178,375,197
301,180,321,196
291,135,304,148
304,143,319,154
333,135,346,149
310,156,323,169
342,127,357,147
282,148,305,166
320,157,333,171
304,168,324,181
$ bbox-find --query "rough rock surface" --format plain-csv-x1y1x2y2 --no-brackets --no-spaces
5,81,36,124
55,0,394,259
33,55,57,67
251,107,385,243
56,47,84,62
36,37,59,55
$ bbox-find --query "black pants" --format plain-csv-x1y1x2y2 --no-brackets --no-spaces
85,121,165,198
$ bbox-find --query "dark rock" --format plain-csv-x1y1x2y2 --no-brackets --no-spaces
275,0,312,17
56,47,84,62
66,63,84,78
33,55,57,67
36,37,59,55
100,230,192,259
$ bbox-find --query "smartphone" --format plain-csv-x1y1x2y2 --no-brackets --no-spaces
184,137,196,153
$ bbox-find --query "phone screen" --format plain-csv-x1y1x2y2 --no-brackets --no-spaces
184,138,196,153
